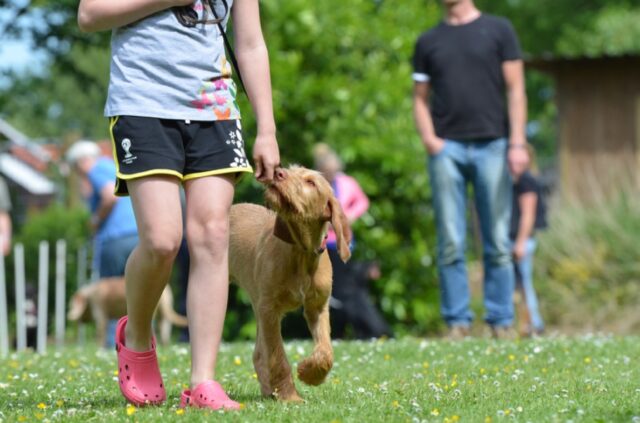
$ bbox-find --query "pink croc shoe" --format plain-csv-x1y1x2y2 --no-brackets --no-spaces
180,380,241,411
115,316,166,406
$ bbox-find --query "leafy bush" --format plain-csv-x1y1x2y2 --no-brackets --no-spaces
535,192,640,333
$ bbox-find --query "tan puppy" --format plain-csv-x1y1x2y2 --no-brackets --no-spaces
229,165,351,402
67,277,188,346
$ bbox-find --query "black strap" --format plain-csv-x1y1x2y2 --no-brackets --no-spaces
211,0,247,97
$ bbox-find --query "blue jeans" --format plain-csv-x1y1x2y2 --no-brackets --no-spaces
514,238,544,331
428,138,515,327
95,233,139,348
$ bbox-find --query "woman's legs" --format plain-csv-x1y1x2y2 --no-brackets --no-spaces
124,176,183,352
184,175,235,387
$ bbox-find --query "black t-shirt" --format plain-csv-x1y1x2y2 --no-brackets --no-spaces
412,14,522,141
510,171,547,240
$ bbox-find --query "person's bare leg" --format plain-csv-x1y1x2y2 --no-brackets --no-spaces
184,175,234,387
124,176,183,352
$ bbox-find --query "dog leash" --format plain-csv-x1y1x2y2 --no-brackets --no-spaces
210,0,247,97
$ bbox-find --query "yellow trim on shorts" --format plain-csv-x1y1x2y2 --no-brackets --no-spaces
183,166,253,181
116,169,185,180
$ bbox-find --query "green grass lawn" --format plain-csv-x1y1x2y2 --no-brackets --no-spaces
1,336,639,422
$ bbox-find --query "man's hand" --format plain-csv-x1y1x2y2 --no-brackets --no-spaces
252,133,280,184
513,240,526,262
425,136,446,156
508,143,530,176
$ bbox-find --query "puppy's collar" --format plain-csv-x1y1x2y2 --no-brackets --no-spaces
273,216,327,255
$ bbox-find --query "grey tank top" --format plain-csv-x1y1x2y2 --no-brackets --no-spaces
105,0,240,121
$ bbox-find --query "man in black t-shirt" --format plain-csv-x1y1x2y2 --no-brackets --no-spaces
412,0,529,339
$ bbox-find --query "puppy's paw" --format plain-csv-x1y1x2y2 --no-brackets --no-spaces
297,352,332,386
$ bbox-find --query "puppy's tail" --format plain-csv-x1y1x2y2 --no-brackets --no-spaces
158,288,189,327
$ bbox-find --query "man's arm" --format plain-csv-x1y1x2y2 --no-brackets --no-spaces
503,60,529,171
413,82,444,155
232,0,280,183
77,0,192,32
91,183,118,231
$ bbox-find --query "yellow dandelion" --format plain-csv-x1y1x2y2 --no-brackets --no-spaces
176,409,185,415
239,403,246,410
484,416,492,423
584,357,592,364
234,356,242,366
423,361,430,369
35,412,45,420
384,354,391,361
252,373,258,379
392,400,399,408
452,416,460,422
508,354,515,361
37,402,47,409
431,408,440,416
126,404,136,416
504,409,511,415
113,370,119,376
451,380,458,388
56,399,64,407
480,368,486,375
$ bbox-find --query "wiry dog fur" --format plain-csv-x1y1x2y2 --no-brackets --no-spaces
67,277,188,346
229,165,351,402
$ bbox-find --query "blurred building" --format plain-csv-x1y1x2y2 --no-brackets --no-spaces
0,118,56,223
528,54,640,203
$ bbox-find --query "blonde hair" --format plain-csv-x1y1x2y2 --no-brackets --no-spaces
312,143,343,172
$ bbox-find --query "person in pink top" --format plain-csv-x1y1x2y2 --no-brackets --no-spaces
313,144,392,339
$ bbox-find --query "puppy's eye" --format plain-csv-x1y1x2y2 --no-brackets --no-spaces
306,179,316,187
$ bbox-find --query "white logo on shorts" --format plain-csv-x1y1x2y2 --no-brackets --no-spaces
121,138,137,164
122,138,133,158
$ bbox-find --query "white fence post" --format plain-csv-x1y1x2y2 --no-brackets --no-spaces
77,245,88,345
37,241,49,354
55,240,66,348
0,253,8,357
14,243,26,352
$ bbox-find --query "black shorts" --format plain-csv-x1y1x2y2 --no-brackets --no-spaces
109,116,253,196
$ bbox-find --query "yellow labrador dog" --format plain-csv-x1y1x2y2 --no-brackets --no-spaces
67,277,188,346
229,165,351,402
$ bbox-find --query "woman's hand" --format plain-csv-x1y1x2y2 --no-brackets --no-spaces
252,133,280,184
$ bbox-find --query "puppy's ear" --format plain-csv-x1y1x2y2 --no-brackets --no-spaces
67,294,88,321
327,196,352,262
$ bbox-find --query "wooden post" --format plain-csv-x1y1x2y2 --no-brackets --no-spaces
0,253,8,357
37,241,49,354
55,240,67,348
77,245,88,344
14,244,26,351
